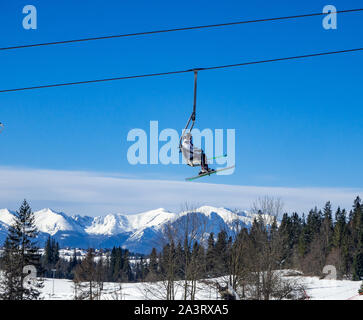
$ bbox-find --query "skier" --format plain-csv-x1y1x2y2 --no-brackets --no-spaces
180,132,215,175
179,70,233,181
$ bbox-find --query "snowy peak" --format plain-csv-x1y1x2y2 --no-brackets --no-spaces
187,206,240,223
0,208,16,226
85,208,176,235
126,208,176,231
33,208,84,236
85,214,130,235
0,208,85,236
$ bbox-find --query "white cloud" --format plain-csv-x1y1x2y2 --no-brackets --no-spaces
0,166,361,216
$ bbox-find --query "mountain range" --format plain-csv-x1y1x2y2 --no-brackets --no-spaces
0,206,268,254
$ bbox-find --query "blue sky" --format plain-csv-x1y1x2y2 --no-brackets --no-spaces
0,1,362,214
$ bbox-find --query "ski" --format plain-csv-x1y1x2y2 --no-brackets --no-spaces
207,154,227,161
185,165,235,181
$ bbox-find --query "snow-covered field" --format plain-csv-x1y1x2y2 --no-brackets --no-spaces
39,276,363,300
41,278,220,300
302,277,363,300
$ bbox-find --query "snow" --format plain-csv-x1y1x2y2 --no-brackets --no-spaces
302,277,363,300
0,209,16,226
187,206,236,222
181,206,276,227
1,266,362,300
33,209,81,236
38,275,363,300
126,208,176,231
85,214,130,235
39,277,226,300
84,208,176,238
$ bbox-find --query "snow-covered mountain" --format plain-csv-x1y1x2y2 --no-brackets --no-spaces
0,206,267,254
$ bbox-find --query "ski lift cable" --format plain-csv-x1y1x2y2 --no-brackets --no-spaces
0,47,362,94
0,8,362,51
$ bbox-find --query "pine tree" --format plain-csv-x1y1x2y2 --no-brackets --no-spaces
0,238,22,300
68,248,79,278
281,212,302,267
352,252,363,281
109,247,117,281
214,230,228,276
149,248,158,275
122,249,132,282
42,236,60,277
54,241,60,265
175,242,185,279
351,196,362,250
306,207,323,240
205,233,215,276
350,197,363,280
44,236,52,267
333,207,346,248
320,201,334,258
0,200,43,300
113,247,122,281
298,214,309,257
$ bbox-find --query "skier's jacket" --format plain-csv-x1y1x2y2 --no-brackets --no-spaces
181,135,203,167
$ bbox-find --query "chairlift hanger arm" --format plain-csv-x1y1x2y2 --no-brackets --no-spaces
179,70,199,149
191,70,198,123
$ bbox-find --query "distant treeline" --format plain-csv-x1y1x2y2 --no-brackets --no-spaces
141,197,363,283
39,238,143,282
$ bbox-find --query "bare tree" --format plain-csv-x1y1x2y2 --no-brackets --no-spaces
251,196,284,222
73,249,100,300
213,210,251,298
227,219,251,298
242,196,306,300
95,252,106,299
141,203,208,300
141,221,178,300
174,203,208,300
